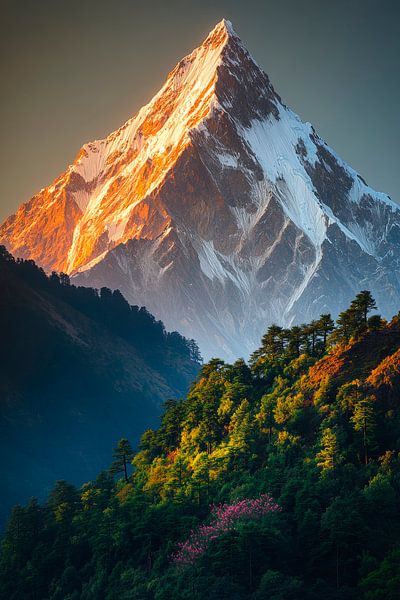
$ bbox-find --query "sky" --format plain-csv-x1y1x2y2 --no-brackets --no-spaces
0,0,399,222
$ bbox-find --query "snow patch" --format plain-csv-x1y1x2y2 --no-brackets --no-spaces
240,107,327,249
218,152,239,168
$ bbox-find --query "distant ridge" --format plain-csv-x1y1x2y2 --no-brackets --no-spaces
0,246,199,525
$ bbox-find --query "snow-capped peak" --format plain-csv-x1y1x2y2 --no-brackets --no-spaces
59,22,248,271
204,18,238,42
1,19,400,361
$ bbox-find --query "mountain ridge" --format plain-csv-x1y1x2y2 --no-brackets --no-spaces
0,246,199,525
1,19,400,360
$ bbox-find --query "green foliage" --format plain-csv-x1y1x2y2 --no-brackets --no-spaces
331,290,378,344
316,427,342,473
360,547,400,600
351,396,376,465
1,291,400,599
0,245,201,527
110,439,134,482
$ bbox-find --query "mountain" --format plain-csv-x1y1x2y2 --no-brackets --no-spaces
2,294,400,599
0,246,199,526
1,19,400,360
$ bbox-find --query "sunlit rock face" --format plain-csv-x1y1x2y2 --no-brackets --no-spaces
2,19,400,360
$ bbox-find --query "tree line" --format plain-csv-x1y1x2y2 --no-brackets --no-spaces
1,288,399,599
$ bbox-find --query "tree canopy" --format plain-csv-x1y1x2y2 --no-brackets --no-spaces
1,291,399,599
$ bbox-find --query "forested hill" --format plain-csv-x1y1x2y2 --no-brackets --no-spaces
1,291,400,599
0,246,200,527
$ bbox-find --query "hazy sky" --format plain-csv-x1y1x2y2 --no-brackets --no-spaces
1,0,399,221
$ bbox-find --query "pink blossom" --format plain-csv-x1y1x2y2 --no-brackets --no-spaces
171,494,281,567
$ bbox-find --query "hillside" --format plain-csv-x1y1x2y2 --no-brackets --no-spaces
1,293,399,599
0,246,200,526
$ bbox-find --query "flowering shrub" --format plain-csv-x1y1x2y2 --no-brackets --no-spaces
171,494,281,567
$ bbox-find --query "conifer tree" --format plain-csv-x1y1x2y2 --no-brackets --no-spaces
303,321,317,355
316,428,341,473
287,326,303,357
260,325,284,357
331,307,360,343
351,290,377,324
367,314,383,331
316,314,335,349
351,396,376,465
331,292,377,344
110,438,134,482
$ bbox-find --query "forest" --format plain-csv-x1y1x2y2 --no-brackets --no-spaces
0,246,200,528
1,289,400,599
0,245,200,367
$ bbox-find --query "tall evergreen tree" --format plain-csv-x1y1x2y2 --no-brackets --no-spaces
351,396,376,465
351,290,377,324
331,307,360,343
316,314,335,349
316,427,342,473
286,326,303,357
110,438,134,482
260,325,284,357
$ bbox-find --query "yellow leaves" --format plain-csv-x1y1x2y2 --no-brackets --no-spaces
209,445,231,472
190,451,208,471
180,429,190,449
132,449,152,471
230,399,249,427
81,488,101,510
218,395,233,418
54,502,71,523
143,458,169,496
180,426,202,453
276,430,300,449
313,375,333,409
379,450,396,471
116,483,134,504
274,392,304,425
229,399,253,449
316,428,339,473
188,447,229,487
284,353,314,377
256,393,272,419
274,376,289,393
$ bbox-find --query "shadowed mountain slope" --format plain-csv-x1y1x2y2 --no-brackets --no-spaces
0,246,200,526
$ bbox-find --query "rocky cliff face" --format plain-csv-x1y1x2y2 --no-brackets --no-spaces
2,19,400,360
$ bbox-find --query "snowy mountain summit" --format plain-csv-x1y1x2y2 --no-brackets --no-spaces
2,19,400,359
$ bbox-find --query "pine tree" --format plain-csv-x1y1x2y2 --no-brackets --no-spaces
258,393,276,444
260,325,284,357
331,307,360,343
287,326,303,357
367,314,383,331
302,321,317,355
351,396,376,465
110,438,134,482
316,314,335,349
331,292,377,344
316,428,341,473
351,290,377,324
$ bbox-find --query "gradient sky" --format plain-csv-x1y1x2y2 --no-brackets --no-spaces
1,0,399,222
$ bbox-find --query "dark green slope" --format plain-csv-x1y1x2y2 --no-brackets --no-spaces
0,247,200,526
2,293,400,599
